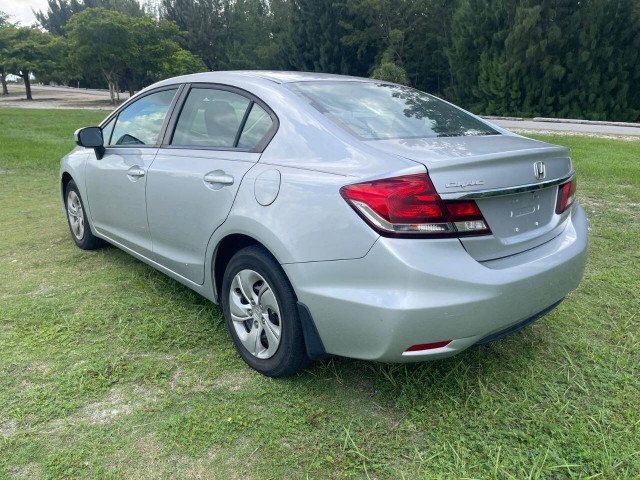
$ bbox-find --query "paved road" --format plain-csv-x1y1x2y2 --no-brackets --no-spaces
490,119,640,136
30,85,132,98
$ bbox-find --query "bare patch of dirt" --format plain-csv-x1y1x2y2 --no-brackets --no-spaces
8,463,42,479
615,201,640,216
0,85,127,111
579,195,608,213
79,385,159,425
169,367,182,391
103,433,222,479
0,416,18,438
174,447,224,479
82,389,134,424
0,284,55,300
212,370,253,391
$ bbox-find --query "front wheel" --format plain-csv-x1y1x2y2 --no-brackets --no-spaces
221,245,309,377
64,180,106,250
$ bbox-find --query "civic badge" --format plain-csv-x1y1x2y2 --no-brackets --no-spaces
533,161,546,180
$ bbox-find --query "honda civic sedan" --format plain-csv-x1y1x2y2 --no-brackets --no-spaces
61,71,587,377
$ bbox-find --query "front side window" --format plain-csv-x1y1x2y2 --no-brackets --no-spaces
171,88,251,148
110,89,177,146
288,81,498,140
101,117,115,145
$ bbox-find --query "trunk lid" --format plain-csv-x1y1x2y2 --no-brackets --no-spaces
368,135,574,260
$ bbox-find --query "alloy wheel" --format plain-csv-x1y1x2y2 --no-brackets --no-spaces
229,269,282,359
67,190,85,241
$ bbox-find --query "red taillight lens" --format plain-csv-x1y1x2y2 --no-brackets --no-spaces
445,201,483,219
556,177,577,214
340,173,491,237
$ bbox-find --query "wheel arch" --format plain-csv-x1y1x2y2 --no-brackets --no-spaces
61,171,73,194
211,232,328,361
212,233,270,302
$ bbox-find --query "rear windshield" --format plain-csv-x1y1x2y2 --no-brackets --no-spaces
288,81,498,140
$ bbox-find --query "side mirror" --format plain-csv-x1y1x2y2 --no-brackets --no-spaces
74,126,105,159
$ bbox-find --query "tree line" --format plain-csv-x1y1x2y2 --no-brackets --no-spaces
1,0,639,120
0,1,205,103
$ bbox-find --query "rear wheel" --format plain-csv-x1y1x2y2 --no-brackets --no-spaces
221,245,309,377
65,180,106,250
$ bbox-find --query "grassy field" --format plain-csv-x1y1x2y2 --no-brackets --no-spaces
0,107,639,479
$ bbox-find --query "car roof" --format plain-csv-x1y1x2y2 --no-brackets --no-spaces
160,70,376,86
233,71,373,83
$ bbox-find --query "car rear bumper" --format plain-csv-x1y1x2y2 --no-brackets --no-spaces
283,203,588,362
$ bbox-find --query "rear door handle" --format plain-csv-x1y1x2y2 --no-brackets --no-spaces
127,166,145,178
204,171,234,186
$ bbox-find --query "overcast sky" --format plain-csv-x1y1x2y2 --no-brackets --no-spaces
2,0,50,26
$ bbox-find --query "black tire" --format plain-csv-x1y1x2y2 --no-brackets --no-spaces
64,180,107,250
221,245,310,377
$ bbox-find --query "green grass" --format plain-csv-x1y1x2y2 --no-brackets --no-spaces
0,107,639,478
0,109,108,170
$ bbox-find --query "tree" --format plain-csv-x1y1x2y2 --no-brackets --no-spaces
216,0,276,70
36,0,144,35
274,0,360,74
0,10,11,27
162,0,226,70
160,48,207,78
162,0,286,72
122,15,206,95
0,10,15,95
66,8,132,104
36,35,75,86
340,0,411,78
66,8,207,102
402,0,455,95
371,62,408,84
447,0,640,120
4,27,57,100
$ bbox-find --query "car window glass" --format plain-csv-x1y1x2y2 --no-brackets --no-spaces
289,82,498,140
237,104,273,149
101,117,115,145
171,88,251,148
110,89,177,146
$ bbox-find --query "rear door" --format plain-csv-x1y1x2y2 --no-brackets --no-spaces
85,87,179,257
146,84,277,284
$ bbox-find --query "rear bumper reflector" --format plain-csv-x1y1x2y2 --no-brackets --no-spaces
405,340,452,352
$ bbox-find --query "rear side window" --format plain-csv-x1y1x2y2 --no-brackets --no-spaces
171,88,251,148
289,81,498,140
237,104,273,149
110,89,177,146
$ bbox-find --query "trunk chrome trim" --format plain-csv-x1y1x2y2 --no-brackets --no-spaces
439,173,574,200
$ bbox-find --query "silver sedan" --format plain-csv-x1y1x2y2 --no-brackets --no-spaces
60,71,588,377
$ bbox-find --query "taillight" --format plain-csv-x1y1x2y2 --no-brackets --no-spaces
555,177,577,214
340,173,491,237
444,201,491,234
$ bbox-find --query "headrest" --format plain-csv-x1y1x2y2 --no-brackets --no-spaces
203,100,239,139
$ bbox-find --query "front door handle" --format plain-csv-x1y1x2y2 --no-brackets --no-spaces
127,166,145,178
204,171,234,186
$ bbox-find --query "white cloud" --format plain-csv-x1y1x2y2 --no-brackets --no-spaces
2,0,50,26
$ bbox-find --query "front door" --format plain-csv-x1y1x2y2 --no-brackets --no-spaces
146,86,276,284
84,87,178,257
